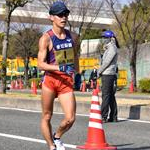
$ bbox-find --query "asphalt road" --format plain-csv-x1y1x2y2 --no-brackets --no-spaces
0,107,150,150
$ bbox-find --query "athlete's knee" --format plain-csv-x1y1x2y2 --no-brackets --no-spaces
65,116,76,126
42,111,53,121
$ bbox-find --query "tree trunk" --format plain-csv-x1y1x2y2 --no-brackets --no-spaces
130,61,137,91
24,57,30,88
0,6,11,94
129,44,137,92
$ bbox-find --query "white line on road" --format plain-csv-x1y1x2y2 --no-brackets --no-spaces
0,107,41,113
0,133,77,149
0,107,150,124
119,118,150,124
0,133,46,143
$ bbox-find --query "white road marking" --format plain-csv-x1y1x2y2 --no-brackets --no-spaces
0,133,77,149
0,107,41,113
0,107,150,124
118,117,150,124
0,133,46,143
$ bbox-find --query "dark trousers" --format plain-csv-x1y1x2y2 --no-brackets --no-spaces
101,75,118,120
93,79,97,89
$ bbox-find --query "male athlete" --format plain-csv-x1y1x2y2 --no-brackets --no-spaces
38,1,79,150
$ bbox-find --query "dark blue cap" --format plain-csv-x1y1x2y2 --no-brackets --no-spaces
49,1,70,15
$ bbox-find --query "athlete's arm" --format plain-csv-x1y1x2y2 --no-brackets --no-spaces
38,33,59,71
71,32,80,73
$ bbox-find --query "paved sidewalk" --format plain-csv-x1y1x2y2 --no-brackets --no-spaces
75,91,150,106
74,91,150,121
0,89,150,121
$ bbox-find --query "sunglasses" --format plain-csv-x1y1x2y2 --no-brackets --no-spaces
56,12,69,18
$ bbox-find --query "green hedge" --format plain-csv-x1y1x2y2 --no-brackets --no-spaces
138,78,150,93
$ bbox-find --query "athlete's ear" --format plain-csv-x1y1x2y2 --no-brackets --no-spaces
49,15,54,21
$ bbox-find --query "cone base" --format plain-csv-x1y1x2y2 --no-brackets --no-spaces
77,144,117,150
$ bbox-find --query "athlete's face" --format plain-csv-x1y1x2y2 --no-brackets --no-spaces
51,12,69,28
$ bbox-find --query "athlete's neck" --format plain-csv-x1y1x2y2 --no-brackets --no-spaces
52,27,66,39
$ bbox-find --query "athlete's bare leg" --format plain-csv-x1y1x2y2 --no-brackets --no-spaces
41,85,56,149
54,92,76,138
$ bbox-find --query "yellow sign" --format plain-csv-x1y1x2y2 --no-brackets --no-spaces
0,55,2,61
0,55,38,76
79,57,100,72
29,57,37,67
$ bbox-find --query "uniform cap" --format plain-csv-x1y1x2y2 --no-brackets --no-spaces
49,1,70,15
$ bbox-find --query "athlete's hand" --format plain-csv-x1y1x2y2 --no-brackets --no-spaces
59,64,75,75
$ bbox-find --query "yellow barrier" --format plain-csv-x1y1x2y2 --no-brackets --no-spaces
79,57,100,72
29,57,37,67
0,55,128,88
79,57,127,88
118,69,127,79
0,55,38,76
117,78,127,86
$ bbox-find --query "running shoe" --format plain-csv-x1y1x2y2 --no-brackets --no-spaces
54,139,65,150
53,133,65,150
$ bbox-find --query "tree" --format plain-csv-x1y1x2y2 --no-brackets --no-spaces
82,29,102,40
0,22,4,56
67,0,103,36
11,27,41,87
106,0,150,91
0,33,4,55
1,0,32,93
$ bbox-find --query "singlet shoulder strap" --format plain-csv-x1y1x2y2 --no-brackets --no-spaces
65,29,74,46
46,29,54,53
65,29,72,38
47,29,54,37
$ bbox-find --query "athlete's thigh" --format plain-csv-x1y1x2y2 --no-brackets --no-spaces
41,85,56,114
58,92,76,117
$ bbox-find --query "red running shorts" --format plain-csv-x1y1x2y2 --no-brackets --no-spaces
42,73,74,97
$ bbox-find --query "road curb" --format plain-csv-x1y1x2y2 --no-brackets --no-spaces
0,97,150,121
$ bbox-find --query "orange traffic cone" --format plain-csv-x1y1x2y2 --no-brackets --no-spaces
19,79,23,89
80,81,86,92
77,89,117,150
31,80,37,95
129,80,134,93
31,80,33,91
11,80,15,89
96,80,100,93
15,80,19,89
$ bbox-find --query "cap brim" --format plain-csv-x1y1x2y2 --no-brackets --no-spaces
51,9,70,15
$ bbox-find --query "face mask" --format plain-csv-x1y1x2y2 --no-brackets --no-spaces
102,38,111,45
